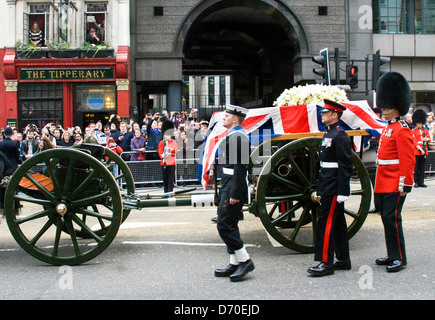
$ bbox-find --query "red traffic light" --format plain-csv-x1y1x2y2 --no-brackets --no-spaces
349,66,357,76
346,65,358,89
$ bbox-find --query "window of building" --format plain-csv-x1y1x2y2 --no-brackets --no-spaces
219,76,226,106
74,84,116,112
373,0,435,34
415,0,435,34
18,83,64,128
85,3,108,45
208,77,215,106
24,4,51,46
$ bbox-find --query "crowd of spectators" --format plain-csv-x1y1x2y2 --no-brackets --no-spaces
0,108,210,174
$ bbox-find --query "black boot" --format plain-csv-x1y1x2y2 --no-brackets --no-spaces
214,264,238,277
229,259,255,282
307,262,334,277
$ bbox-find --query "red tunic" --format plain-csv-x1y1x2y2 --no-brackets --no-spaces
375,119,415,193
412,127,431,156
158,139,178,166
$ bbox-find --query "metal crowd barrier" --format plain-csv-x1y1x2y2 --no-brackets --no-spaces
425,150,435,173
120,154,201,187
22,149,435,192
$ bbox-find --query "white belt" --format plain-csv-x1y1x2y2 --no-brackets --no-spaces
377,159,399,165
320,161,339,168
222,168,234,175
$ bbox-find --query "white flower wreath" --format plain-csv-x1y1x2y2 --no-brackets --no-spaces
273,84,349,107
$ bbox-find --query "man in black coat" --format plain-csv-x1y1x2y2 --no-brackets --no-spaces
20,129,40,161
214,105,254,282
307,100,353,277
114,122,134,161
0,127,20,172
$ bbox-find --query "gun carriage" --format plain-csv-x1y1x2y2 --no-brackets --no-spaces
3,87,376,265
2,128,372,266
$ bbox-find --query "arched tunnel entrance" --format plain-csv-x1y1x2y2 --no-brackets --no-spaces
179,0,308,112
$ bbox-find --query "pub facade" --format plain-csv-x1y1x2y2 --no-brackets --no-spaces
0,0,130,130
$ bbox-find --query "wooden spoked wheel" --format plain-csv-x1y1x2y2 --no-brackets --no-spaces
255,137,371,253
5,148,123,265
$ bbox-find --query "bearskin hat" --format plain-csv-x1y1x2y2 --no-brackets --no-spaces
161,120,175,136
412,109,427,125
376,72,411,116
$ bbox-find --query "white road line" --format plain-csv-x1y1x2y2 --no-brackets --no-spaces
119,222,191,229
123,240,260,248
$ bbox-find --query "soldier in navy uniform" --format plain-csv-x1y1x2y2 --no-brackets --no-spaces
374,72,415,272
214,105,254,282
308,99,353,277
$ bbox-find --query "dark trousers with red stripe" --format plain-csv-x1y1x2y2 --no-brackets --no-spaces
314,195,349,263
377,192,407,262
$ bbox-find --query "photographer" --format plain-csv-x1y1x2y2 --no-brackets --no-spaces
21,129,40,161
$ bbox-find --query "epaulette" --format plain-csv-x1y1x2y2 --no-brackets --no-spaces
398,120,409,128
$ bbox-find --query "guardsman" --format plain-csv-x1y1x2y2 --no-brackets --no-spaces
412,109,431,188
374,72,415,272
214,105,254,282
308,99,353,277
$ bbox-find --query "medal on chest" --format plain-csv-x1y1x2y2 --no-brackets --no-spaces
322,138,332,148
385,128,393,137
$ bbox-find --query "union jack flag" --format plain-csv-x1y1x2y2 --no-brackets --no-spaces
197,101,386,188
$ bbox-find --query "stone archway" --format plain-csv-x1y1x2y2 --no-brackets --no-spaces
175,0,309,108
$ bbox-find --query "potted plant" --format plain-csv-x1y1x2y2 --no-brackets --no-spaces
81,41,114,58
16,42,48,59
47,42,81,58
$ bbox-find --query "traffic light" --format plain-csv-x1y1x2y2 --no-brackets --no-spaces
346,65,359,89
372,49,390,90
312,48,330,85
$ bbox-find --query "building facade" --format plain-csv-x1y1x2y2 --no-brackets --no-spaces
130,0,435,119
0,0,130,129
2,0,435,129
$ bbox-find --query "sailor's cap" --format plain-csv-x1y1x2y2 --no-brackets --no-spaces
225,105,247,118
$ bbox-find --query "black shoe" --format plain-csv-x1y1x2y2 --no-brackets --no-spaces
369,208,379,214
214,264,238,277
229,259,255,282
375,257,391,266
334,259,351,270
386,260,406,272
211,217,218,223
307,262,334,277
414,184,419,188
420,184,427,188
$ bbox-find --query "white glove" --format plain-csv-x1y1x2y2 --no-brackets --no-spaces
337,195,349,203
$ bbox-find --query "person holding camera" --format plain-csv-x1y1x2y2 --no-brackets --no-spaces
21,128,40,161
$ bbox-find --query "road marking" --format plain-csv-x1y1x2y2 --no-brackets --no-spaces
119,222,191,230
260,225,283,247
123,240,260,248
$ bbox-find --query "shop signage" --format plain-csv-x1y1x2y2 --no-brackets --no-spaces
20,68,114,80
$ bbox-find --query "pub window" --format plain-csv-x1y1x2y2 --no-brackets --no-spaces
74,84,116,112
24,4,52,46
18,83,64,129
85,3,108,46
